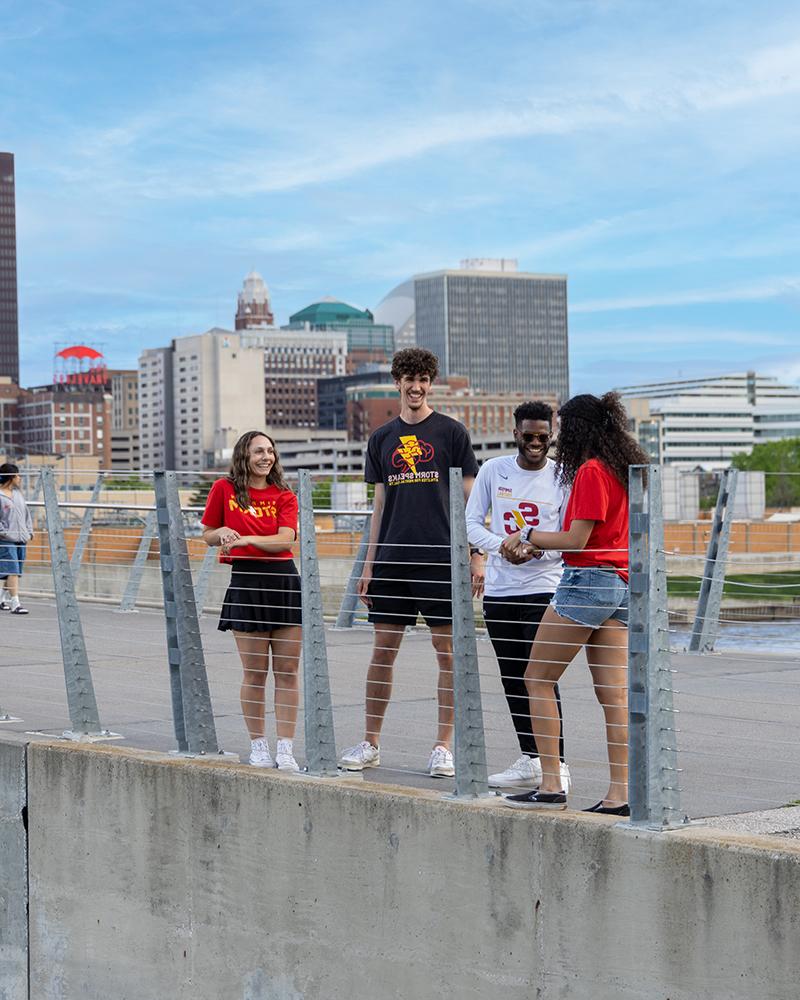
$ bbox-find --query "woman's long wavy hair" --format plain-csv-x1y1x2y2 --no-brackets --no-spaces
555,392,649,492
226,431,289,510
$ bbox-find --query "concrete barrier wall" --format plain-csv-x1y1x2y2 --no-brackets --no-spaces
5,737,800,999
0,738,27,1000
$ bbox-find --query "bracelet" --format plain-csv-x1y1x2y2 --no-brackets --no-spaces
469,547,483,557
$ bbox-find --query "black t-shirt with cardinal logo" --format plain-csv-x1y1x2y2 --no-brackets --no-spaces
364,411,479,565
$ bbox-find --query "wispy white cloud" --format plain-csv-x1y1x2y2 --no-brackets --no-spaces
569,326,798,349
572,277,800,313
30,25,800,204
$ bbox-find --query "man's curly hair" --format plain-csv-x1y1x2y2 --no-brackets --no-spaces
555,392,649,492
390,347,439,382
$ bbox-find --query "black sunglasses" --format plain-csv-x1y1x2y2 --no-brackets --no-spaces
518,431,551,443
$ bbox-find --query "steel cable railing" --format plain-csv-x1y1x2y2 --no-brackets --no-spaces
4,464,798,824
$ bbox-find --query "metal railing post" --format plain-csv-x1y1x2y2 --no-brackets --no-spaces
298,470,338,776
118,509,157,612
70,473,105,581
689,468,738,653
192,543,217,618
449,468,489,798
154,471,219,756
41,468,110,740
628,465,681,829
333,515,372,629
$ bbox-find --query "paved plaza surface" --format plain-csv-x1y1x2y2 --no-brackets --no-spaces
2,596,799,825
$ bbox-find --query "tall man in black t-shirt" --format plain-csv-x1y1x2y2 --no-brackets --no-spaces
339,348,481,778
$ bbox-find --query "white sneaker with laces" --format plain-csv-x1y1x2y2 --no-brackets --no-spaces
488,756,572,792
488,755,542,788
248,738,274,768
428,745,455,778
339,741,380,771
275,738,300,772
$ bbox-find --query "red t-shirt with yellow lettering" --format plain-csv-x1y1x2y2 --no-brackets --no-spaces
201,479,297,564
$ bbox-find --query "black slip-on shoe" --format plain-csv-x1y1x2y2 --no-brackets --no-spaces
584,801,630,816
503,789,567,810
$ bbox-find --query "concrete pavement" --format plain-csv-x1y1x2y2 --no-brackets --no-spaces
1,595,799,824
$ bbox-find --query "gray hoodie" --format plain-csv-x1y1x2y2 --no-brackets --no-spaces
0,488,33,544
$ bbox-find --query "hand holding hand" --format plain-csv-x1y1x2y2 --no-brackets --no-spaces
499,532,525,562
217,527,240,547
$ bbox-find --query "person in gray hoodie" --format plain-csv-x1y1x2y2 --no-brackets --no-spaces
0,463,33,615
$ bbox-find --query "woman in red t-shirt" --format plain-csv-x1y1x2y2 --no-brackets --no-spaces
201,431,302,772
499,393,649,814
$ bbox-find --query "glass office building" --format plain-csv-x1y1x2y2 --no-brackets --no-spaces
414,265,569,399
0,152,19,384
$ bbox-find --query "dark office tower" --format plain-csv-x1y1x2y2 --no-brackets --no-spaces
0,153,19,384
414,259,569,400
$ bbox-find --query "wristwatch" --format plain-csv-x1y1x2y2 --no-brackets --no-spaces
469,547,483,557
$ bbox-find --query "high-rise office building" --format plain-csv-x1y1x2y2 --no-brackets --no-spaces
414,259,568,399
240,327,346,429
0,152,19,384
108,369,140,469
139,328,265,471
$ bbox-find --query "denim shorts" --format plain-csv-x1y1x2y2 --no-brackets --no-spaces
0,543,26,578
551,566,628,628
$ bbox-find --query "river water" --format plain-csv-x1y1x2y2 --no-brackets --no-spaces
672,622,800,653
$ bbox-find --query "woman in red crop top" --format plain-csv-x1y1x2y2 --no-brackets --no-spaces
202,431,302,772
499,393,649,814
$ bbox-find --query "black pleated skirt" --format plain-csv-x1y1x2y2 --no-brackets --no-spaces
218,559,302,633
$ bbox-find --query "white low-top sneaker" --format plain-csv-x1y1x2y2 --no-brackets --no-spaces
488,755,543,788
248,738,274,768
275,739,300,772
339,741,380,771
488,756,572,792
428,745,455,778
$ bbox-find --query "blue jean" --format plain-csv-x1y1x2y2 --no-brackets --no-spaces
551,566,628,627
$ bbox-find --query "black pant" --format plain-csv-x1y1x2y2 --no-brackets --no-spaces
483,594,565,761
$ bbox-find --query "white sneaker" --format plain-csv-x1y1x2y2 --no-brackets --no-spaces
248,738,274,768
428,745,455,778
488,755,543,788
275,739,300,772
488,756,572,792
339,741,380,771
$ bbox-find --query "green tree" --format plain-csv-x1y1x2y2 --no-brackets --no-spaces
188,478,215,507
105,475,152,491
732,438,800,508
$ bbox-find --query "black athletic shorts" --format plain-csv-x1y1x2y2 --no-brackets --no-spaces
367,561,452,628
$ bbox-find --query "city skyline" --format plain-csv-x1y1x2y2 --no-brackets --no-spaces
2,1,799,393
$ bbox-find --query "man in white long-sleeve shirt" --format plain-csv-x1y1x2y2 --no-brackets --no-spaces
466,401,571,789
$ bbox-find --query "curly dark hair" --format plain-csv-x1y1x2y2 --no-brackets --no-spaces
513,400,553,426
555,392,648,491
226,431,289,510
390,347,439,382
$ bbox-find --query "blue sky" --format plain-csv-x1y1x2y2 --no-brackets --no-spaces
2,0,800,393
